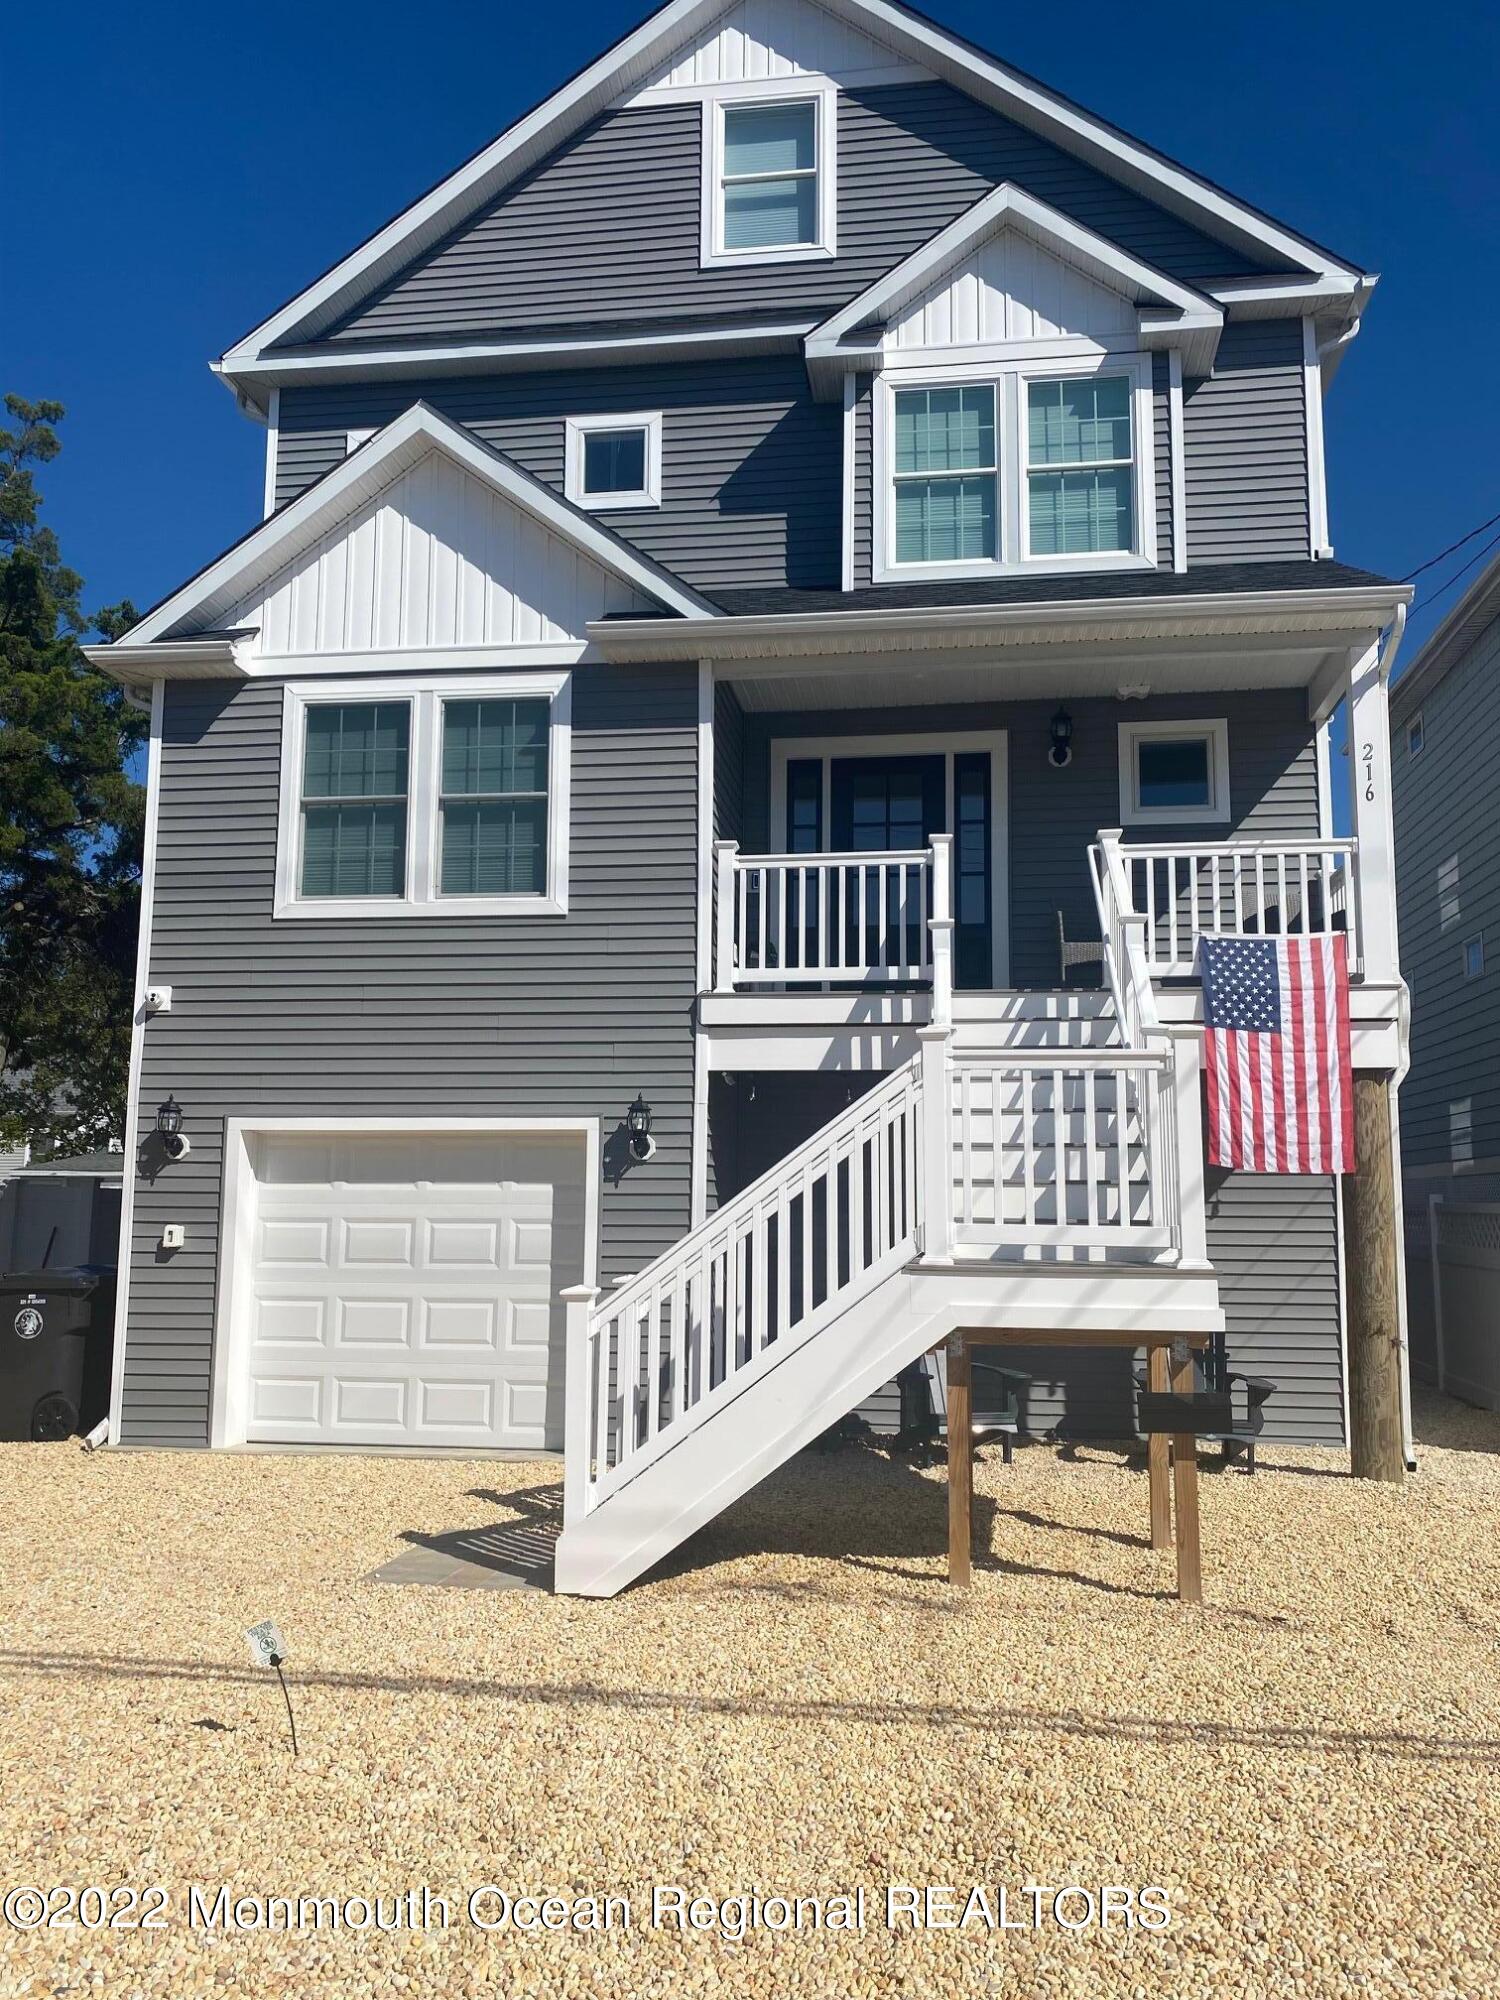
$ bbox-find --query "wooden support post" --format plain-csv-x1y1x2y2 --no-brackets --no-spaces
1169,1344,1202,1604
947,1333,972,1587
1147,1343,1173,1551
1342,1070,1407,1482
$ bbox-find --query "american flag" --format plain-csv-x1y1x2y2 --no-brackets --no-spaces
1199,935,1353,1174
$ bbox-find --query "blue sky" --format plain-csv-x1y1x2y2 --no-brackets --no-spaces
6,0,1498,657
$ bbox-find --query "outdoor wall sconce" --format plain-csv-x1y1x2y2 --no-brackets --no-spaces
1048,707,1074,769
155,1094,192,1160
626,1092,656,1162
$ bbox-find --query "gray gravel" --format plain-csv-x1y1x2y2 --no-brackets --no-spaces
0,1387,1496,1999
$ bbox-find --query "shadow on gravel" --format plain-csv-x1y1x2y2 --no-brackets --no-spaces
3,1649,1496,1768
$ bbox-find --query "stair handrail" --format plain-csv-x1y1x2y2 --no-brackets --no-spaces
1090,828,1167,1052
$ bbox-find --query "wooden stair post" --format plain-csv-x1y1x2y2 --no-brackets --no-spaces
1147,1342,1173,1551
947,1332,972,1587
1169,1341,1202,1604
1342,1070,1407,1482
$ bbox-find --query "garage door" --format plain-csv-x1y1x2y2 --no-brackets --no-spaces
243,1131,585,1449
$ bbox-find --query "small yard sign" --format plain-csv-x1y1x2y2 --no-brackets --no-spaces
244,1619,286,1668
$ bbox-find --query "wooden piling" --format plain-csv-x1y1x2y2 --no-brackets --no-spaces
1147,1342,1173,1551
947,1333,972,1587
1342,1071,1407,1482
1169,1345,1202,1604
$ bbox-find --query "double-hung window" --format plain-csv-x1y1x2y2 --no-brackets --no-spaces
878,359,1152,578
892,387,998,565
277,674,570,917
1026,375,1134,556
703,88,835,265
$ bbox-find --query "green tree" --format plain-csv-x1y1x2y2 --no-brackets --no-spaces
0,395,144,1156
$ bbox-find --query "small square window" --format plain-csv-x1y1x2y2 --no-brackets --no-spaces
564,413,661,510
1463,934,1484,979
1407,713,1425,757
1119,720,1230,825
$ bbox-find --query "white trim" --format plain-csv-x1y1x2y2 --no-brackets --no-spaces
1167,348,1187,574
692,657,714,1228
346,426,376,455
1303,317,1333,558
273,670,572,920
871,351,1157,582
1405,710,1425,758
630,62,928,105
209,1114,600,1450
117,403,713,648
766,728,1009,985
840,374,856,592
216,0,1364,373
563,410,663,510
108,679,164,1444
1117,716,1231,825
1316,713,1335,839
242,643,590,679
262,387,280,519
700,81,838,269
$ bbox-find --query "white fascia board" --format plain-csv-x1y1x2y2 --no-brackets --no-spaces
590,584,1414,661
804,183,1223,396
217,0,1367,372
110,402,714,651
83,637,246,684
215,319,816,415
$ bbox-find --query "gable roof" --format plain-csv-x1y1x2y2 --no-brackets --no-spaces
1390,550,1500,723
215,0,1370,401
98,403,713,667
804,182,1223,393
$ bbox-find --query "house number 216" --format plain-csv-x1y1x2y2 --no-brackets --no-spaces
1361,741,1376,802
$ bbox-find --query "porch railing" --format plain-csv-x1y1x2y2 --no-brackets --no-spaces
1100,833,1361,978
714,838,949,990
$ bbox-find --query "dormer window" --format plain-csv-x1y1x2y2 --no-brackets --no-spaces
874,355,1155,581
701,85,836,267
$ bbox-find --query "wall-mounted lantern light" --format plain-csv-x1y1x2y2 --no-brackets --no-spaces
626,1092,656,1162
1048,706,1074,769
156,1095,192,1160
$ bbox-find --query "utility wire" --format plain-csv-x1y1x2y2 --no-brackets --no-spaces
1402,506,1500,583
1410,523,1500,620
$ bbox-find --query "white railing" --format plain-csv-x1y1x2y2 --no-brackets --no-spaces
714,838,950,989
565,1059,923,1521
948,1048,1179,1253
1089,832,1167,1051
1105,834,1360,978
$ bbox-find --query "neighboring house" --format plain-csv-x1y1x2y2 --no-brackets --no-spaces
88,0,1412,1592
1392,556,1500,1408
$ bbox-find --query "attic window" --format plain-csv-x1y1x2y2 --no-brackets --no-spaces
702,85,836,267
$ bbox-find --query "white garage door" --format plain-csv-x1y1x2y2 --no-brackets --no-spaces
243,1131,585,1449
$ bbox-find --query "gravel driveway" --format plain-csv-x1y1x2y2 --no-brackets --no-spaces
1,1390,1496,2000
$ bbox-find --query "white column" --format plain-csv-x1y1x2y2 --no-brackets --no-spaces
917,1027,952,1263
928,833,954,1027
713,841,738,994
1347,640,1399,987
561,1283,601,1526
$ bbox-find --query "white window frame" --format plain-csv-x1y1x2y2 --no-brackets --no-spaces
274,671,571,919
1118,717,1231,827
1406,711,1425,757
700,81,837,269
872,351,1156,582
563,411,662,510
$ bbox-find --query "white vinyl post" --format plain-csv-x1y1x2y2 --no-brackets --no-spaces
928,834,954,1027
919,835,956,1262
560,1283,600,1525
1169,1030,1208,1263
1347,641,1399,988
713,841,738,994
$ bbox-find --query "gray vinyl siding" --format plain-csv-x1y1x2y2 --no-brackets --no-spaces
324,83,1274,347
121,666,700,1447
274,358,842,590
1183,319,1310,563
737,686,1321,986
1393,607,1500,1174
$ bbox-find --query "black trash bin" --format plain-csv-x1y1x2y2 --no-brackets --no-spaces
0,1267,118,1442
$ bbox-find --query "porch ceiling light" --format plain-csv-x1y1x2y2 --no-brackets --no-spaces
1048,707,1074,769
627,1092,656,1162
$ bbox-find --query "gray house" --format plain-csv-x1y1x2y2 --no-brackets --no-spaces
1392,555,1500,1408
90,0,1413,1593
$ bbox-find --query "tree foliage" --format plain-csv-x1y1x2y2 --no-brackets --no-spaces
0,395,144,1155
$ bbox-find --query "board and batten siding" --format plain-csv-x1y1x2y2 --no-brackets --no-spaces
321,83,1274,347
122,666,700,1447
274,358,842,592
1183,319,1310,563
1393,605,1500,1174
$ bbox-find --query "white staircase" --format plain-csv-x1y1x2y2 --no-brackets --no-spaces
554,833,1223,1598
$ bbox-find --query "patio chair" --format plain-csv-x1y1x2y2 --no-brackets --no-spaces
921,1351,1030,1464
1057,910,1106,986
1133,1342,1276,1471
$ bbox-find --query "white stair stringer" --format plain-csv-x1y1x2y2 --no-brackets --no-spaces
552,1258,1222,1599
